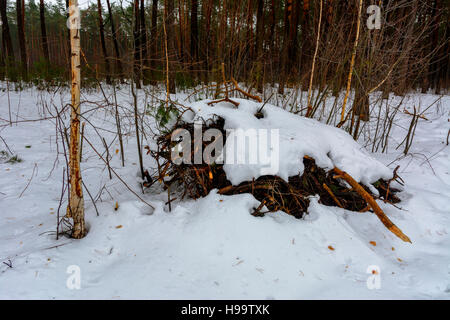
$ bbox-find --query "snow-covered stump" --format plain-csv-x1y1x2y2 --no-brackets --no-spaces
149,99,410,243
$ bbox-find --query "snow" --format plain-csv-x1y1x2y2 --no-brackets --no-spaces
0,86,449,299
183,98,393,187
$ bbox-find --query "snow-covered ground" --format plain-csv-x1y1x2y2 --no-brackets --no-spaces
0,85,449,299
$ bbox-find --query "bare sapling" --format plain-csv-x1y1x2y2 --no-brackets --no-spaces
306,0,323,118
338,0,362,128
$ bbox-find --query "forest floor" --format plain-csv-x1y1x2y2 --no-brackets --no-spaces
0,85,449,299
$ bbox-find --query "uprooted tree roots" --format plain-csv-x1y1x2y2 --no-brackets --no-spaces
149,117,411,243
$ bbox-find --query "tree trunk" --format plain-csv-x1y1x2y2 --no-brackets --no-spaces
39,0,50,73
245,0,254,77
105,0,123,79
0,37,4,80
133,0,142,88
140,0,151,84
396,0,418,96
150,0,158,83
190,0,199,72
16,0,27,80
0,0,16,81
67,0,85,239
65,0,71,79
288,0,300,66
300,0,310,77
278,0,293,94
177,0,185,64
201,0,213,82
254,0,264,92
429,0,442,93
165,0,176,94
97,0,111,84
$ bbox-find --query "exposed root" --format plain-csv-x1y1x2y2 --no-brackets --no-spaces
323,183,343,208
333,167,411,243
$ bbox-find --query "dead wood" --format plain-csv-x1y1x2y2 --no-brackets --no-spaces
207,63,262,107
333,167,411,243
149,118,409,242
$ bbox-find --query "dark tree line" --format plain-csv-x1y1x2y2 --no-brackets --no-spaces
0,0,448,94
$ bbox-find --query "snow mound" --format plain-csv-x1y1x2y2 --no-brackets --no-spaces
182,99,393,187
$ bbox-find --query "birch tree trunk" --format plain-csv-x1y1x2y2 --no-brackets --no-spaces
67,0,85,239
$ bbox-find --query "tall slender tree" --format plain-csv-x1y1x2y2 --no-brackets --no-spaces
245,0,254,73
16,0,27,80
278,0,293,94
0,0,16,81
39,0,50,72
65,0,71,78
300,0,310,76
133,0,142,88
150,0,158,82
105,0,123,79
0,38,4,80
165,0,176,93
67,0,85,239
201,0,213,82
429,0,442,93
97,0,111,84
288,0,300,66
178,0,186,63
190,0,198,68
140,0,151,84
255,0,264,92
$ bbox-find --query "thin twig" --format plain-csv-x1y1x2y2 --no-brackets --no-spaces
83,136,155,209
